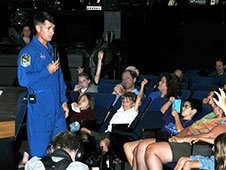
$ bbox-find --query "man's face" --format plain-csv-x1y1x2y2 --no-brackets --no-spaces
122,71,135,91
215,61,224,75
36,20,55,42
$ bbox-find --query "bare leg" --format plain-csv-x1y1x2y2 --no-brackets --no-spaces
174,157,192,170
183,160,200,170
145,142,173,170
21,151,29,163
132,147,138,170
123,140,141,167
136,138,156,170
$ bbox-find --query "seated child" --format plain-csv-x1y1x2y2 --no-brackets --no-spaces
73,50,104,95
174,131,226,170
70,93,96,139
80,79,148,153
162,97,202,135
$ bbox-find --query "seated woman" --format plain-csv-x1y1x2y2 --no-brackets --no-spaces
123,97,202,169
18,25,32,47
148,73,181,102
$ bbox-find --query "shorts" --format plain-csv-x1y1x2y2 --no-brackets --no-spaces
168,142,192,162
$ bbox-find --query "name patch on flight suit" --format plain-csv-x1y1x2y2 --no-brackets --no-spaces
20,54,31,67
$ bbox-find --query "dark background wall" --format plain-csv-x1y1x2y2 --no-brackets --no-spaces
1,1,226,84
126,6,226,74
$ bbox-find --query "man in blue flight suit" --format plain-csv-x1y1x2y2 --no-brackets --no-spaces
17,11,69,158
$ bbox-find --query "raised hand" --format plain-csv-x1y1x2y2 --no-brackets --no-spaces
213,88,226,115
98,50,104,60
141,78,148,87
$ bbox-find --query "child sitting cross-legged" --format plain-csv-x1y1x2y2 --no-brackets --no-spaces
80,79,148,153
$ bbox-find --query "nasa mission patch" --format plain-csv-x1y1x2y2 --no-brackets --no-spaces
20,54,31,67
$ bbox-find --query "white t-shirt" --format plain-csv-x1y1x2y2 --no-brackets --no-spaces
25,156,89,170
106,106,138,132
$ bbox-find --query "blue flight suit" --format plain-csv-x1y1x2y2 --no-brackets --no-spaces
17,36,67,157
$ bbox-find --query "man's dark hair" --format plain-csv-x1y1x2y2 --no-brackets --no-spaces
52,131,80,151
215,57,225,65
33,11,54,26
122,92,137,103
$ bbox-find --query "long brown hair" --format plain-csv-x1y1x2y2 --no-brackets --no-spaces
215,132,226,170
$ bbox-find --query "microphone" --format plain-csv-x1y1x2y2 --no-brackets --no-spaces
53,42,58,62
153,82,159,90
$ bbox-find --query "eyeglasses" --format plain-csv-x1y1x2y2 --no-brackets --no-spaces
182,104,191,109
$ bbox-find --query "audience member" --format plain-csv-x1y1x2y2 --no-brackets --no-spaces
222,82,226,91
73,50,104,95
112,67,140,105
123,97,202,168
18,25,32,47
25,131,89,170
202,89,215,105
148,73,181,101
174,132,226,170
21,25,32,44
69,93,96,139
174,69,183,81
80,79,148,153
209,57,226,77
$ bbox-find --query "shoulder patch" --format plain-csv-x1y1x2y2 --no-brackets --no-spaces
20,54,31,67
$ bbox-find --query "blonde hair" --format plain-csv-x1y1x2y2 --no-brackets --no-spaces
215,132,226,170
125,66,139,77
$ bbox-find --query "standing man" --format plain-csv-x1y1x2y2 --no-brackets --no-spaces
17,11,69,158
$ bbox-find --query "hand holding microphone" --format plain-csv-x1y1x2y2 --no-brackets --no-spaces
47,59,60,74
